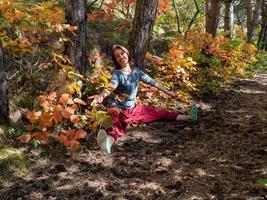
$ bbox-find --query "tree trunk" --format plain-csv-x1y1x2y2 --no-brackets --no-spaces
246,0,262,43
0,41,9,124
257,0,267,50
185,0,200,36
224,0,234,38
172,0,182,34
128,0,159,69
65,0,88,75
206,0,221,37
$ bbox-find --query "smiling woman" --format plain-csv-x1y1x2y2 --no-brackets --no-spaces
89,45,194,154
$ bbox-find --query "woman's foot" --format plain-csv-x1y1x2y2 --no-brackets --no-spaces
97,129,115,154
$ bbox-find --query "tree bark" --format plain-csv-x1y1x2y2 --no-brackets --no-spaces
206,0,221,37
224,0,234,38
65,0,88,75
128,0,159,69
257,0,267,50
0,41,9,124
246,0,262,43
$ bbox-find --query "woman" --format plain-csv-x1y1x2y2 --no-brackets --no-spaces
89,45,193,154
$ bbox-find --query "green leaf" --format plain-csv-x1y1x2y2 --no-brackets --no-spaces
32,140,41,148
260,179,267,186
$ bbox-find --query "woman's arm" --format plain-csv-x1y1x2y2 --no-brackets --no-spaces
88,83,117,106
154,82,176,97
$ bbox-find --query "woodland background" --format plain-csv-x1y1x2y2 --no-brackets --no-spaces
0,0,266,199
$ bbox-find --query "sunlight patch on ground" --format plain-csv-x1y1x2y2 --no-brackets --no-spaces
231,88,266,94
155,157,173,168
137,182,164,191
129,130,163,144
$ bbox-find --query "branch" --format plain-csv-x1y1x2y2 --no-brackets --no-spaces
185,0,200,36
172,0,182,34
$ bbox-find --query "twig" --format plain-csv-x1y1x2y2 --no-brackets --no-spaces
186,176,209,186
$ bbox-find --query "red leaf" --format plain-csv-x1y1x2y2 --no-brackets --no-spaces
31,132,50,144
59,93,70,105
76,129,87,139
69,140,80,150
61,108,74,119
70,114,79,124
17,134,31,143
58,134,70,147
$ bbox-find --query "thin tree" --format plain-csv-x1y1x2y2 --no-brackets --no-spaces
65,0,88,75
246,0,262,43
206,0,221,37
185,0,200,36
128,0,159,69
0,41,9,124
224,0,234,38
172,0,182,34
257,0,267,50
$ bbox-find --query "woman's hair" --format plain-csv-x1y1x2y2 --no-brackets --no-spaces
111,45,131,69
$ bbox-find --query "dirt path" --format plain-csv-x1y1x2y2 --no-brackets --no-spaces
1,74,267,200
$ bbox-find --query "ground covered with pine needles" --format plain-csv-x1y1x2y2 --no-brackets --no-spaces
0,74,266,200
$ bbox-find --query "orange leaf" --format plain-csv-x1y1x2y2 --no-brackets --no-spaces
70,104,78,110
38,95,46,103
76,129,87,139
39,112,53,128
17,134,31,143
48,91,57,101
31,132,50,144
55,104,63,112
69,140,80,150
53,110,62,124
67,98,74,105
58,134,70,147
73,98,87,105
59,93,70,105
26,111,41,123
61,108,74,118
64,129,75,139
70,114,79,124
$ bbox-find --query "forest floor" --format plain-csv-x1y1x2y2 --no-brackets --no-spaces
0,73,267,200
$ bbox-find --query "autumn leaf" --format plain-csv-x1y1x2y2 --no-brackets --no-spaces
26,111,41,123
69,140,80,151
75,129,87,139
39,112,53,128
31,132,50,144
62,108,75,119
73,98,87,105
64,128,75,139
59,93,70,105
53,110,62,124
17,134,31,143
48,91,57,101
58,134,70,147
70,114,79,124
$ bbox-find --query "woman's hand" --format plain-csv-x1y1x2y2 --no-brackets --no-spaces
88,94,104,106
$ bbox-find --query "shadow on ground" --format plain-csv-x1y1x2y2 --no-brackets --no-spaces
1,74,267,200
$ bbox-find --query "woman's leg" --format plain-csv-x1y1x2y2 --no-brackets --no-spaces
106,108,129,141
125,104,178,124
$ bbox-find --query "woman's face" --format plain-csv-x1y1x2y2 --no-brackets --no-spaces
113,48,129,68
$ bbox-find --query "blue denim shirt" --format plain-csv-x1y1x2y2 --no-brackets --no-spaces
110,67,156,109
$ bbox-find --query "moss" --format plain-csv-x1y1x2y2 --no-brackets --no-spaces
0,147,28,179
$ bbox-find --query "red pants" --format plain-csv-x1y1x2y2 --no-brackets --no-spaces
107,104,178,141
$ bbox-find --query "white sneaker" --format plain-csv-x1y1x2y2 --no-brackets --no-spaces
97,129,115,154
